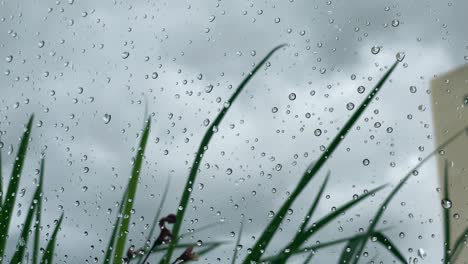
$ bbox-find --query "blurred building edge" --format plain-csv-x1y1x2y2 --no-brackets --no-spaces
431,63,468,263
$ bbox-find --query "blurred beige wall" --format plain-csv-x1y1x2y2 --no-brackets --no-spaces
431,64,468,263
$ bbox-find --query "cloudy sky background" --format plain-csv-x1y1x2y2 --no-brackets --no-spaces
1,0,468,263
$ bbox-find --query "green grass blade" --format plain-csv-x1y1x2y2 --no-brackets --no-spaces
349,126,468,264
242,61,399,263
299,171,330,234
450,227,468,262
40,213,63,264
113,118,152,264
337,237,362,264
10,174,42,263
136,178,171,264
33,158,44,264
262,228,390,262
303,251,314,264
161,44,287,264
443,159,451,264
0,115,34,259
372,231,407,264
271,185,386,263
103,186,129,264
0,151,3,208
231,220,244,264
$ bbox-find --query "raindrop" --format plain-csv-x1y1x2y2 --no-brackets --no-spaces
103,114,111,124
346,102,355,111
396,52,405,62
371,46,380,54
441,198,452,209
288,93,296,101
5,55,13,63
121,51,130,59
314,129,322,136
362,159,370,166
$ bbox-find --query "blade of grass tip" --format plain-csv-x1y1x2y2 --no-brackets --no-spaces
450,226,468,262
349,126,468,264
338,237,362,264
231,220,244,264
0,115,34,259
299,172,330,236
303,251,314,264
10,175,42,263
103,185,129,264
262,228,392,262
243,61,399,264
372,231,408,264
40,213,63,264
0,151,3,208
271,185,386,263
113,118,152,264
161,44,287,264
136,178,171,264
33,157,45,264
443,159,451,264
271,171,330,264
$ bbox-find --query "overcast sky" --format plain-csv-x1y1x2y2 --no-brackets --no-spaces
1,0,468,263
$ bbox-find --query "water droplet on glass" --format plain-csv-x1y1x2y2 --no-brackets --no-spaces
121,51,130,59
363,159,370,166
288,93,296,101
5,55,13,63
346,102,355,111
441,198,452,209
396,52,405,62
103,114,112,124
371,46,380,54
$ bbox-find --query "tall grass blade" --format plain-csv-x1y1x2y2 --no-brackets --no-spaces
103,186,129,264
0,151,3,208
162,44,287,264
338,237,362,264
261,228,390,262
243,61,399,263
299,172,330,235
372,232,407,264
443,159,450,264
0,115,34,259
10,172,42,263
271,185,386,263
33,158,44,264
349,126,468,264
136,178,171,264
231,220,244,264
450,227,468,262
40,213,63,264
113,118,151,264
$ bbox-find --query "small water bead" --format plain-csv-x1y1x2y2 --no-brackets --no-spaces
288,93,296,101
38,40,45,48
409,86,417,93
274,17,281,23
314,129,322,136
103,113,111,124
371,46,381,54
396,52,405,62
346,102,355,111
271,107,278,113
391,19,400,27
226,168,233,175
441,198,452,209
121,51,130,59
362,159,370,166
268,211,275,217
151,72,158,79
357,86,365,94
5,55,13,63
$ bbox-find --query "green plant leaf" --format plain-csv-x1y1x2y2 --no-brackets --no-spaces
271,185,386,263
10,171,42,263
136,177,171,264
349,126,468,264
261,229,390,262
0,115,34,259
103,186,129,264
33,158,44,264
372,232,407,264
113,118,152,264
0,151,3,208
450,226,468,262
40,213,64,264
337,236,362,264
231,220,244,264
443,159,451,264
162,44,287,264
243,61,399,263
